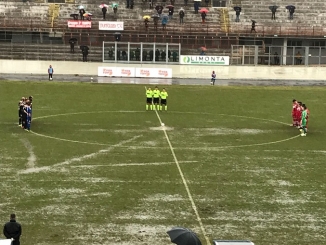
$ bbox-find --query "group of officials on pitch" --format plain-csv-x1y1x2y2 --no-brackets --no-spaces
146,87,168,111
18,96,33,132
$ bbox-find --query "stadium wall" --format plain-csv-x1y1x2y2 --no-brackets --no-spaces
0,60,326,80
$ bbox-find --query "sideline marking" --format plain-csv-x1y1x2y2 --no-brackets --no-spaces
145,86,210,245
19,135,141,174
30,110,299,149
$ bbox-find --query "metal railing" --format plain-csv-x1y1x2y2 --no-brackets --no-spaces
231,45,326,66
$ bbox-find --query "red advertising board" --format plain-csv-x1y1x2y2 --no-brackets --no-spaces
67,20,91,29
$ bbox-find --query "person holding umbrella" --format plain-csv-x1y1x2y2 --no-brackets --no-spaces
199,8,208,23
286,5,295,20
269,5,278,20
69,38,77,53
179,8,185,24
234,6,241,22
162,15,168,30
79,6,85,20
167,5,174,19
100,4,108,19
143,16,150,31
112,3,118,15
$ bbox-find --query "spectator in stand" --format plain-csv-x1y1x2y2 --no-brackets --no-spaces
168,50,171,61
179,9,185,24
274,52,280,65
168,7,174,19
122,50,127,60
153,17,158,30
184,0,188,6
172,50,178,62
162,17,168,30
126,0,130,8
113,5,118,15
205,0,209,7
108,49,114,60
155,49,160,61
161,50,166,62
130,0,134,9
117,49,121,60
81,47,89,62
130,50,134,60
295,51,302,65
69,39,75,53
201,12,206,23
235,8,240,22
250,20,256,33
79,8,85,20
135,48,140,61
143,49,147,61
149,49,154,61
102,6,107,19
144,17,149,31
194,1,199,14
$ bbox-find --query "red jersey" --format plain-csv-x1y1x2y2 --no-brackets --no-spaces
292,103,297,115
296,105,302,118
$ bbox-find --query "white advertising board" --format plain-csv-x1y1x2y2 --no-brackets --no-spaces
180,55,230,65
99,21,124,30
98,67,172,78
135,68,172,78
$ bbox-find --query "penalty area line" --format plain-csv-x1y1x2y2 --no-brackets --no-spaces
145,86,210,245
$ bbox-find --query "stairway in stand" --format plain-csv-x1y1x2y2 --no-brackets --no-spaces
48,3,60,29
219,8,230,34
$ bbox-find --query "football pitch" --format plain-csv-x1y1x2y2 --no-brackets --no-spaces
0,81,325,245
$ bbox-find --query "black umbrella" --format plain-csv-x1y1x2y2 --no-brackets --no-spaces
233,6,241,12
70,13,79,20
251,19,257,23
69,38,77,42
80,45,89,50
286,5,295,10
167,227,202,245
269,5,278,11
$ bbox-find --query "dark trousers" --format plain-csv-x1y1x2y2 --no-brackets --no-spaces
289,13,293,19
235,15,240,22
13,240,20,245
272,12,276,20
22,115,27,129
83,54,88,62
70,44,74,53
102,12,106,19
19,111,22,125
49,73,53,80
180,17,183,24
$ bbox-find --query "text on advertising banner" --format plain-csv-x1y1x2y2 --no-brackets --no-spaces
180,55,230,65
98,67,172,78
99,21,124,30
67,20,92,28
135,68,172,78
98,67,116,76
116,67,135,77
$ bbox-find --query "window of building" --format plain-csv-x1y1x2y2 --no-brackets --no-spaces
309,40,325,47
212,0,227,7
287,40,302,47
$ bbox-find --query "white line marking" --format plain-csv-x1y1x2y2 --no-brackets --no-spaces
30,111,298,149
70,161,198,168
145,86,210,245
20,138,37,168
19,135,141,174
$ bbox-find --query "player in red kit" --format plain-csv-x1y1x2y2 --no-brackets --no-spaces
296,102,303,128
291,99,298,126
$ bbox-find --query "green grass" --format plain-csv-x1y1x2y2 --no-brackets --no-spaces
0,81,326,245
